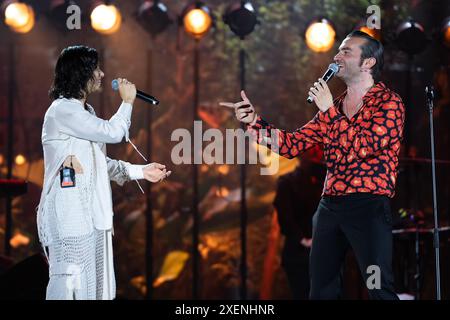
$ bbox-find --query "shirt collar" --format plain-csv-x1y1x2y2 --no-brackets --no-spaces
335,81,387,116
364,81,386,100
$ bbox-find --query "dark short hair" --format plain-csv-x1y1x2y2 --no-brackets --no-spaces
346,30,384,81
49,45,99,100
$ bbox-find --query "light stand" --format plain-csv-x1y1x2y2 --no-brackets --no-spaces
425,85,442,300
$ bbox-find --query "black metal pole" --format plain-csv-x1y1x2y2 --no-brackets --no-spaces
404,55,417,212
239,47,248,300
5,41,15,257
145,48,154,300
414,227,420,300
192,39,200,300
425,85,441,300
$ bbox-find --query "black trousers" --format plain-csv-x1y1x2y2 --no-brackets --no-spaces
309,193,399,300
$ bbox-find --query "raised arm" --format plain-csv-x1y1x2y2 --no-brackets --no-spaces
56,101,132,143
220,88,339,159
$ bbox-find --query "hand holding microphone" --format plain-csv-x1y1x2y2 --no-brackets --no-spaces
307,63,339,112
308,78,334,112
111,78,136,104
112,79,159,105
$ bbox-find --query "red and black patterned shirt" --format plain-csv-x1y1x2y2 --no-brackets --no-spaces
248,82,405,198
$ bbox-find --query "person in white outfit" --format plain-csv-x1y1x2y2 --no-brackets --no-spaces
37,45,171,300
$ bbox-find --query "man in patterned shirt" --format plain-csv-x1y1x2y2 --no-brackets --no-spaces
220,31,405,300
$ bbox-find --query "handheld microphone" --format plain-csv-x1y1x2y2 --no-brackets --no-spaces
307,63,340,104
111,79,159,105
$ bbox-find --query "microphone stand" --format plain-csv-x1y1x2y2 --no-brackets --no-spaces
412,214,421,300
425,85,441,300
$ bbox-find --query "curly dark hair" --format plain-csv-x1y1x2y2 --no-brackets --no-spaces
49,45,99,100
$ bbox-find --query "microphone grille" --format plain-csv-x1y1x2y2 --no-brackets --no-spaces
111,79,119,91
329,63,340,73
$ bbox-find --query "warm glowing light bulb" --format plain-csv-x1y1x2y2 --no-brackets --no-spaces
359,26,381,40
305,21,336,52
15,154,26,165
183,8,212,38
90,4,122,34
4,2,35,33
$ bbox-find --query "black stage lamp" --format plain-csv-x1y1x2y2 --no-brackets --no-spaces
223,1,258,39
396,20,428,55
137,0,172,37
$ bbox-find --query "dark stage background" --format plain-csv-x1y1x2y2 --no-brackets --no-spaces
0,0,449,300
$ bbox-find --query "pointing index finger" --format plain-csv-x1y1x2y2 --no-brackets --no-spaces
241,90,249,102
219,102,236,108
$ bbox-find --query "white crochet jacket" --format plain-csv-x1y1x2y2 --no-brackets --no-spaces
37,98,146,299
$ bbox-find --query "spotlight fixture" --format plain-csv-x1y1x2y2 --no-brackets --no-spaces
137,0,172,37
181,1,212,39
396,20,428,55
2,0,35,33
90,1,121,34
223,1,257,39
358,25,381,40
15,154,26,166
305,18,336,53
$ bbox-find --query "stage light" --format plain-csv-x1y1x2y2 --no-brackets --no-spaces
305,18,336,53
15,154,26,166
359,26,381,40
181,2,212,39
216,187,229,197
3,1,35,33
90,1,121,34
181,1,213,300
441,17,450,48
217,165,229,175
222,2,257,301
396,20,428,55
10,232,30,248
137,1,172,37
353,19,381,40
223,1,257,39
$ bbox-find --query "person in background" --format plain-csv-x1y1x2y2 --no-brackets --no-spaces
274,146,325,299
